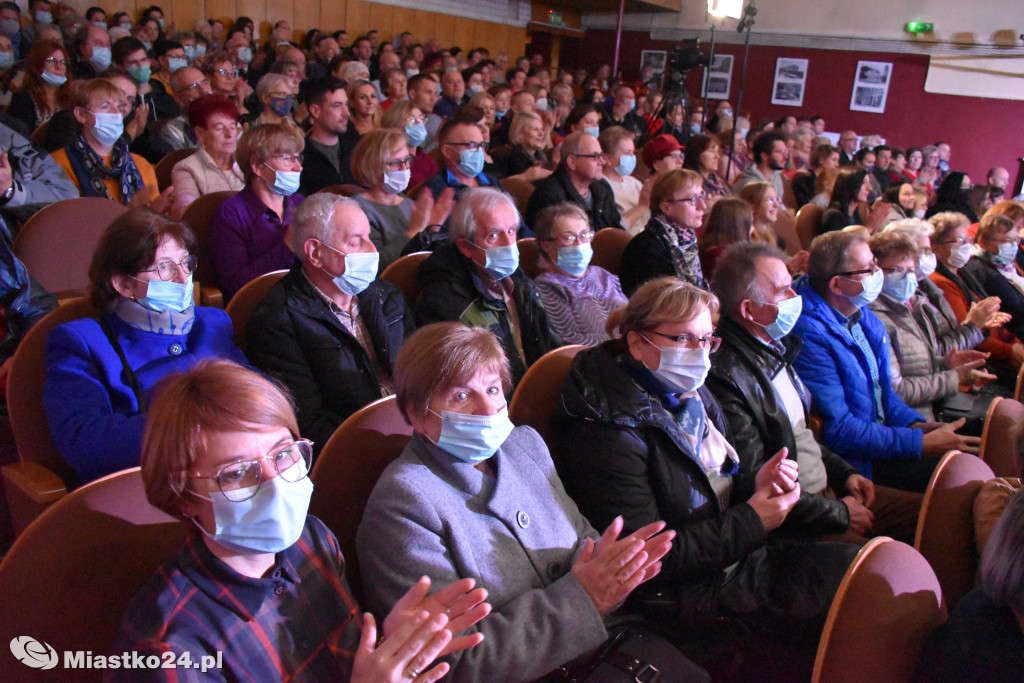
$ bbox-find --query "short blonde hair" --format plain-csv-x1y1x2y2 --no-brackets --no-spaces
380,99,420,131
141,360,299,520
868,231,918,262
350,127,408,188
986,201,1024,230
394,323,512,423
977,212,1016,243
237,122,304,183
650,169,702,214
606,276,719,338
928,211,970,243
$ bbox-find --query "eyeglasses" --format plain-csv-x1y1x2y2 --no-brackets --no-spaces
271,153,304,164
835,263,879,278
662,151,684,161
543,230,595,247
445,141,485,151
881,266,914,280
406,116,427,125
180,79,211,92
765,198,782,207
385,155,415,171
934,237,971,246
571,152,606,161
44,57,68,67
139,255,198,281
647,330,721,353
665,192,707,207
211,68,238,77
187,439,313,502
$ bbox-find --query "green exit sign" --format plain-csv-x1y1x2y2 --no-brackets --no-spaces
906,22,934,33
548,10,564,26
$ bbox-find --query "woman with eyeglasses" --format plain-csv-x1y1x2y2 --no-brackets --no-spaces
352,128,454,270
43,210,248,485
8,38,70,133
380,99,438,189
169,94,246,218
357,322,701,682
50,78,165,209
251,72,297,128
554,277,857,679
620,169,708,296
112,359,491,682
209,122,304,300
929,211,1024,377
201,49,251,117
533,203,627,345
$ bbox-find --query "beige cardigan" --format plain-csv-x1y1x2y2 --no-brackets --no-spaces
170,147,245,218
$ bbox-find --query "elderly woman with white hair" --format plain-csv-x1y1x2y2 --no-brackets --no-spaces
252,72,297,127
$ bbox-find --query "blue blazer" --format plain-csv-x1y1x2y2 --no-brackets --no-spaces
791,276,924,479
43,307,249,484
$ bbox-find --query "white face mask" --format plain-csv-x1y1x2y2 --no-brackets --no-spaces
948,242,972,269
641,335,711,393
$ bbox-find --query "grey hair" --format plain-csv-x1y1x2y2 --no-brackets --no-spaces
291,193,360,256
338,60,370,84
256,72,292,99
880,217,934,242
807,230,865,297
448,187,520,243
711,241,787,318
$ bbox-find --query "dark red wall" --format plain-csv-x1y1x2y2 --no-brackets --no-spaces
571,30,1024,185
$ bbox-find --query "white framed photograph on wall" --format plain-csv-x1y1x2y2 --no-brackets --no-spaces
701,54,733,100
771,57,808,107
850,61,892,113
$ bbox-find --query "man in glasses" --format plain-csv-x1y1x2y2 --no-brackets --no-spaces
415,187,557,388
153,65,212,154
732,130,787,200
791,230,981,495
421,118,502,203
524,131,622,232
708,241,923,544
247,194,408,457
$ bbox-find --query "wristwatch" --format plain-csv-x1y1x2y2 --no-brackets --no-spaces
0,181,15,205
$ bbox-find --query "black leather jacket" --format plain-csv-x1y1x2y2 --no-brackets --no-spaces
706,316,856,535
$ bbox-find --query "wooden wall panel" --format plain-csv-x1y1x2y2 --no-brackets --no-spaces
58,0,528,62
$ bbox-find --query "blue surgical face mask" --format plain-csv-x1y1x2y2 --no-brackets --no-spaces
157,18,165,29
189,468,313,554
583,125,600,139
472,241,519,280
323,245,380,296
406,68,419,78
755,294,802,340
623,98,635,111
882,271,917,303
468,83,484,95
183,45,195,60
383,168,411,194
132,274,194,313
269,96,293,117
556,243,592,277
0,19,19,37
435,82,442,96
718,108,733,119
265,163,300,196
405,121,427,147
128,64,151,84
641,335,712,393
90,111,124,146
495,108,508,118
141,41,152,52
997,242,1018,264
35,10,52,24
168,56,188,72
737,127,749,140
429,407,514,464
194,44,207,60
615,154,637,177
457,146,485,177
40,70,67,87
0,51,13,71
90,45,112,70
844,268,884,308
93,21,107,30
236,46,253,64
689,123,701,135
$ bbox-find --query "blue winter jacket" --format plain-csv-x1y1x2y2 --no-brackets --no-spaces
790,276,925,479
43,307,249,484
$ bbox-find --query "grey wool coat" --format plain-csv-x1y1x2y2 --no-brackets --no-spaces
356,426,608,683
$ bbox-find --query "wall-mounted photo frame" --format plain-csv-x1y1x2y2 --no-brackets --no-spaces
639,50,666,90
771,57,808,107
850,61,892,113
701,54,733,100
